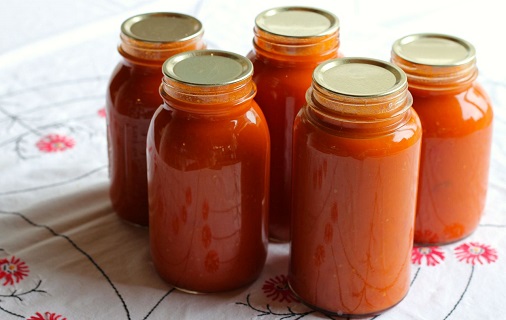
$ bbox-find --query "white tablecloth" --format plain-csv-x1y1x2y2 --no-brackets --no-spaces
1,0,505,319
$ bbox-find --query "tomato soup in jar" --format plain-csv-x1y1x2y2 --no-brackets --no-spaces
247,6,341,241
106,13,205,226
391,34,493,245
147,50,270,293
289,58,422,317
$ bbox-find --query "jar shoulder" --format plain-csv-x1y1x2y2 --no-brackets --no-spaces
294,107,422,158
107,61,164,117
108,61,162,89
149,102,270,166
410,82,493,136
249,50,322,76
249,55,314,106
151,102,269,138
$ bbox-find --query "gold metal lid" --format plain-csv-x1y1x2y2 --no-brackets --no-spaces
314,57,407,97
255,6,339,38
121,12,203,43
163,50,253,86
392,33,475,67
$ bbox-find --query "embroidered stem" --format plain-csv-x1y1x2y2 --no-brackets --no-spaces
0,303,24,318
236,294,316,319
0,211,131,320
0,279,46,301
443,265,474,320
142,288,175,320
410,267,421,286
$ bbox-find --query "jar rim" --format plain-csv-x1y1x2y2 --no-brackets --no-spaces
392,33,476,67
121,12,203,43
255,6,339,38
162,50,253,87
313,57,407,98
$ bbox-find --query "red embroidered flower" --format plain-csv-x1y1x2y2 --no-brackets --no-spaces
313,245,325,267
97,107,106,118
412,246,445,266
414,229,439,243
454,242,498,265
201,224,212,249
443,223,465,239
36,134,75,152
28,312,67,320
262,275,298,303
0,256,29,286
204,250,220,273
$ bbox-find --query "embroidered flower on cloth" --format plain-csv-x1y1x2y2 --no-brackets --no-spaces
27,312,67,320
97,107,106,118
0,256,29,286
414,229,439,243
262,275,298,303
36,134,75,152
454,242,498,265
412,246,445,266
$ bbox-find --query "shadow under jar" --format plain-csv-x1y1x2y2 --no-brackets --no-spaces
289,58,422,317
106,12,205,226
391,33,494,245
247,6,342,242
147,50,270,293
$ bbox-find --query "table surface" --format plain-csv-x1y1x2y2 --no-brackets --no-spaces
1,0,505,319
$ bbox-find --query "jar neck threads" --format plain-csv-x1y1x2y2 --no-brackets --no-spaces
391,54,477,93
119,35,205,66
253,27,340,61
160,77,256,114
306,83,413,132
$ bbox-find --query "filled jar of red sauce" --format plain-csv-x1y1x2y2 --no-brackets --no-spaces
147,50,270,293
247,6,341,241
289,58,422,317
391,34,494,245
106,13,205,226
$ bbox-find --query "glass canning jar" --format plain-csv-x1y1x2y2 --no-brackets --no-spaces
289,57,422,317
147,50,270,293
106,12,205,226
247,6,342,241
391,33,494,245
